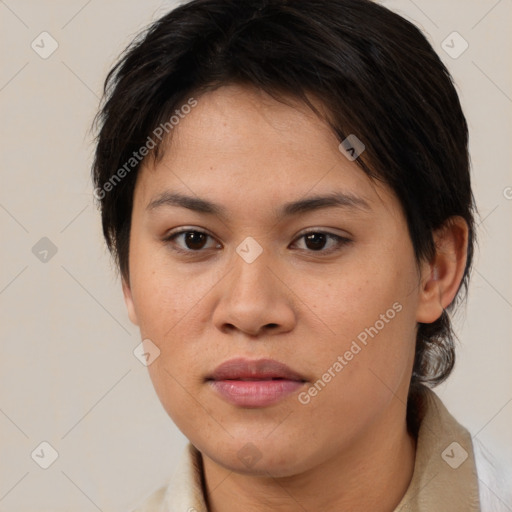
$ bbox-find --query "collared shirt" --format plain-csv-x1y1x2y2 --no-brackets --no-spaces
131,388,494,511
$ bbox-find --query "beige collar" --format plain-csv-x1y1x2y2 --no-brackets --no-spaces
394,387,480,511
144,388,481,511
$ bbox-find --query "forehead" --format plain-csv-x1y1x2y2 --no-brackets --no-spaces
134,84,400,220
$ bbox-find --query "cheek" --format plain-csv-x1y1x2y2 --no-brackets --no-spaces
128,247,222,400
295,274,417,444
305,252,418,394
308,252,416,339
129,239,211,338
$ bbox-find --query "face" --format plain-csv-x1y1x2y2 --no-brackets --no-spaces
124,84,426,477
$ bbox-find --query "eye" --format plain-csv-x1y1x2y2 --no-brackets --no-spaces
292,231,351,253
163,229,220,253
163,228,351,255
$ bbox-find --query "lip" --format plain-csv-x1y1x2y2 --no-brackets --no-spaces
206,358,307,408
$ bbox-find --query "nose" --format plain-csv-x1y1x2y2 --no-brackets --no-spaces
212,244,297,337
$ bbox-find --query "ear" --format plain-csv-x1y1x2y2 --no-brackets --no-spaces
122,277,139,326
416,216,469,324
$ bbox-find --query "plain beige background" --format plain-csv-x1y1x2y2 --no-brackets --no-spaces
0,0,511,510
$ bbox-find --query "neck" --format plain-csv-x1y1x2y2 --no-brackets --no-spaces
201,403,417,512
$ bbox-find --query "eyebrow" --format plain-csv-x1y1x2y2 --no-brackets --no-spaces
146,191,371,219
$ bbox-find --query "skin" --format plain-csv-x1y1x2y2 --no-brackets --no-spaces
122,84,468,511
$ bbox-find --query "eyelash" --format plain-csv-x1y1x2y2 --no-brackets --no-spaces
162,228,352,256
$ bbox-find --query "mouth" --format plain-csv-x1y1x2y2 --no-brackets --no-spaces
206,357,307,407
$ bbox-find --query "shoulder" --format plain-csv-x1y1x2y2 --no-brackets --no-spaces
473,437,512,512
127,443,206,512
129,483,168,512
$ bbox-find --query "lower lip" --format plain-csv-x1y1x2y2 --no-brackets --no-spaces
208,379,304,407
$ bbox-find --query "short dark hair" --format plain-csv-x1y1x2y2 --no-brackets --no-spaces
92,0,476,410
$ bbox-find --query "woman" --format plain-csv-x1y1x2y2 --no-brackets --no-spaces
92,0,510,510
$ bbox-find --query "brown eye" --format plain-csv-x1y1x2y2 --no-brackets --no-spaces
293,231,351,254
182,231,208,250
304,233,328,251
164,229,219,253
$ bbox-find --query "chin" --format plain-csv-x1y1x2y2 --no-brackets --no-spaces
200,437,316,478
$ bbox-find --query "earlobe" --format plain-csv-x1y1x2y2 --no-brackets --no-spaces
416,217,469,324
122,277,139,326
